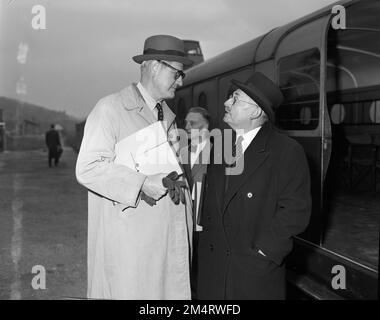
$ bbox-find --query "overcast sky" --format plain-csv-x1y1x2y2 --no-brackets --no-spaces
0,0,338,119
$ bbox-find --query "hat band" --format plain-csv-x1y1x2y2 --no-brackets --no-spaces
143,48,185,57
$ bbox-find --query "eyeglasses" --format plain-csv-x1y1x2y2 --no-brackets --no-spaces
229,93,257,107
157,60,186,80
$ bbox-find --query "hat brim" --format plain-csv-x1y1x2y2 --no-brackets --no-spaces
133,54,193,66
231,79,275,122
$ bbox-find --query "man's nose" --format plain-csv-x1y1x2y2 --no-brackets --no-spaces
185,122,191,131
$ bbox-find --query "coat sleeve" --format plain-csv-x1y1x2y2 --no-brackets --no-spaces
256,142,312,265
75,97,146,208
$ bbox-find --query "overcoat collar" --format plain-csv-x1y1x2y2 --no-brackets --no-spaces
118,83,176,132
222,122,273,214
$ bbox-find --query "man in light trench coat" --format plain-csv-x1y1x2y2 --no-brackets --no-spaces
76,35,194,299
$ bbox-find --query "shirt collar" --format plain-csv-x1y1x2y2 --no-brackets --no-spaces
190,139,208,168
137,82,159,111
236,126,262,153
194,139,207,152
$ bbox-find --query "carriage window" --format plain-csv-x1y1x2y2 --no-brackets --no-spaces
330,101,380,124
277,49,320,130
198,92,208,109
370,101,380,123
323,25,380,272
330,104,346,124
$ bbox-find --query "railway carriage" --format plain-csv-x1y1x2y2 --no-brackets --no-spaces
170,0,379,299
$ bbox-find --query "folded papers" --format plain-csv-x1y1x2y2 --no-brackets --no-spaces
114,121,183,175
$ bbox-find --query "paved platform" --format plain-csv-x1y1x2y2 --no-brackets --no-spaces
0,148,377,300
324,192,379,270
0,148,87,299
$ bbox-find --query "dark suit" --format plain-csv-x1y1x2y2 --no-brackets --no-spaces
197,122,311,300
180,140,211,299
45,128,61,167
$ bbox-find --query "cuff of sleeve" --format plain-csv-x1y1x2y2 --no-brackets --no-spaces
120,173,147,210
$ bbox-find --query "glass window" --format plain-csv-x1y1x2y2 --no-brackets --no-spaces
330,103,346,124
369,101,380,123
323,26,380,272
198,92,208,109
277,49,320,130
183,41,202,56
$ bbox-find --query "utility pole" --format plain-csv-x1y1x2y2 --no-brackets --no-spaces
0,108,5,152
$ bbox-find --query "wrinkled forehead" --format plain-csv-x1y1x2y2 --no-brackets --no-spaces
185,112,205,122
165,60,184,70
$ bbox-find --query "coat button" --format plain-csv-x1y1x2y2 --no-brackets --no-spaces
209,244,214,251
226,249,231,256
247,192,253,198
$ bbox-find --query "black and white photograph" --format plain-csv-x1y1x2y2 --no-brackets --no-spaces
0,0,379,304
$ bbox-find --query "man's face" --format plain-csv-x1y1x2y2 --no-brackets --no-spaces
154,61,184,100
223,89,260,130
185,112,209,143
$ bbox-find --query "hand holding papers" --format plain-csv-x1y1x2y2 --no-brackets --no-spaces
114,121,183,175
115,122,184,204
141,172,168,201
162,171,187,205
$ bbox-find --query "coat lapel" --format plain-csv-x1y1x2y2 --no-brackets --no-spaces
209,143,225,215
118,84,176,133
222,123,273,214
161,102,176,133
119,84,157,125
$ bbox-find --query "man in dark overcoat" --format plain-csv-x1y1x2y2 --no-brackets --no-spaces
45,124,62,167
197,72,312,300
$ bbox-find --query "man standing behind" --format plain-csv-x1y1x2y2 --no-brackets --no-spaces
180,107,211,298
183,107,211,193
76,35,193,300
197,72,311,300
45,124,61,167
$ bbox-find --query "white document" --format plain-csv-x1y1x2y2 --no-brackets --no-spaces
195,181,203,232
114,121,183,175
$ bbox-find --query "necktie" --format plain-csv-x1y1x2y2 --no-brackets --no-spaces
234,135,244,161
225,135,244,192
228,135,244,167
189,143,198,153
156,103,163,121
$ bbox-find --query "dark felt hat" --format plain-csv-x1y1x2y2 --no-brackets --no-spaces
133,35,193,66
231,72,284,122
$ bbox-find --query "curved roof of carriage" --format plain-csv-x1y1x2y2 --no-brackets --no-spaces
183,0,356,86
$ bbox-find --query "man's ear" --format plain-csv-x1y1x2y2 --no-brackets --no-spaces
250,107,263,120
151,60,160,73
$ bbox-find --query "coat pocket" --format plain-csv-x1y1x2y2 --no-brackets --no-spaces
248,244,275,267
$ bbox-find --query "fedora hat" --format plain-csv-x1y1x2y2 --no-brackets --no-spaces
231,72,284,122
133,35,193,66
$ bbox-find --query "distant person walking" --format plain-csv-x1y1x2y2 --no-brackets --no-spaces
45,124,62,167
